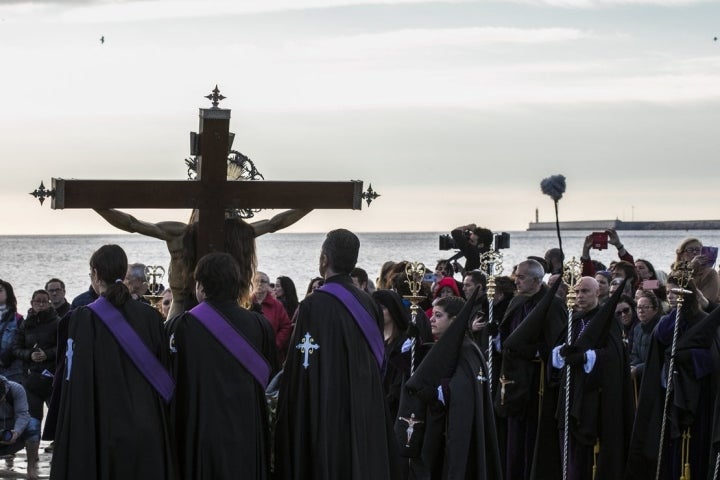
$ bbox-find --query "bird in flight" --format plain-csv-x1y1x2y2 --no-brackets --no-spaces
100,36,105,44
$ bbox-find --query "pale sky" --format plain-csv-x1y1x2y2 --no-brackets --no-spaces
1,0,719,234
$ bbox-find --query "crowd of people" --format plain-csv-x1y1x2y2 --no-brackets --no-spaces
0,225,718,480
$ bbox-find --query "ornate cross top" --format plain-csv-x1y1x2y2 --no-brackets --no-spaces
204,85,226,108
296,332,320,369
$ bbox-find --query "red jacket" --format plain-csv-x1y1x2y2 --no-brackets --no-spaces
255,294,292,360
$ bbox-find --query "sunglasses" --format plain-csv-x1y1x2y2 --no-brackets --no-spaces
615,307,631,317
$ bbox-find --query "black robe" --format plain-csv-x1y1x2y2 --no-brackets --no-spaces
170,299,278,480
555,307,634,480
626,310,720,480
496,284,566,480
431,339,503,480
50,300,175,480
275,274,399,480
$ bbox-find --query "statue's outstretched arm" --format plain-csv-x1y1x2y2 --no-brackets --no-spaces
94,209,186,241
252,209,312,237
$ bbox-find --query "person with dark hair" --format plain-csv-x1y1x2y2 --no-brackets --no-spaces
451,223,493,272
615,295,638,352
372,290,432,420
45,278,70,318
170,252,277,479
0,280,23,383
51,244,175,480
12,288,58,469
0,376,41,479
544,248,565,275
274,276,299,318
304,277,324,298
395,289,503,479
350,267,370,292
93,207,311,319
275,228,398,480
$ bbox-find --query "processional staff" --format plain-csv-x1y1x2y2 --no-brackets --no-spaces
403,262,427,376
480,249,504,396
561,257,582,480
655,265,694,480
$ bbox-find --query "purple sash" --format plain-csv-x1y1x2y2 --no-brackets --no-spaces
87,297,175,403
318,283,385,368
189,302,271,388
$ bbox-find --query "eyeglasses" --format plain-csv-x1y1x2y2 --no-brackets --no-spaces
684,247,702,254
615,307,631,316
636,305,656,311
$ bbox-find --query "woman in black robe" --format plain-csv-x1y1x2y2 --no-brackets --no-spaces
51,244,175,480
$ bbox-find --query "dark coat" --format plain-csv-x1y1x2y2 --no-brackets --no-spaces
275,275,398,480
171,299,278,480
12,308,59,374
50,299,175,480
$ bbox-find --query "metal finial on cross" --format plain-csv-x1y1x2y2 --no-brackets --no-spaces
205,85,226,108
29,181,55,205
362,183,380,206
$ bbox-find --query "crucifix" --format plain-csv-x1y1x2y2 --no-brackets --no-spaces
498,375,515,406
31,86,379,315
295,332,320,369
31,86,378,258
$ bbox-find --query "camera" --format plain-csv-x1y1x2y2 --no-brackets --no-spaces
439,234,457,251
0,430,13,442
494,232,510,250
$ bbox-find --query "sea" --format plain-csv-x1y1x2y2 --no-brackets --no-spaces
2,229,720,309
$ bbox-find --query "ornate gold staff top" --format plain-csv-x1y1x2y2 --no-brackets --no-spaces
404,261,427,376
561,257,581,480
143,265,166,311
480,250,504,395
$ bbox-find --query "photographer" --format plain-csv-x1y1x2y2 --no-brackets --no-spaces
450,223,493,273
0,376,40,479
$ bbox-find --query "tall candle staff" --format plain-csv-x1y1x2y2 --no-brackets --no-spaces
143,265,166,311
655,264,693,480
480,249,504,396
561,257,582,480
403,262,427,376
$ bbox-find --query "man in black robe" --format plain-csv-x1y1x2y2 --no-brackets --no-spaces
275,229,398,480
552,277,634,480
496,266,566,480
170,252,278,480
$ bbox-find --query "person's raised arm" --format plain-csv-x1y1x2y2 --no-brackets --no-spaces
251,209,311,237
94,209,186,242
606,228,633,262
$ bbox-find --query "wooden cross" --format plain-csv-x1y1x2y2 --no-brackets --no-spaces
32,87,375,259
